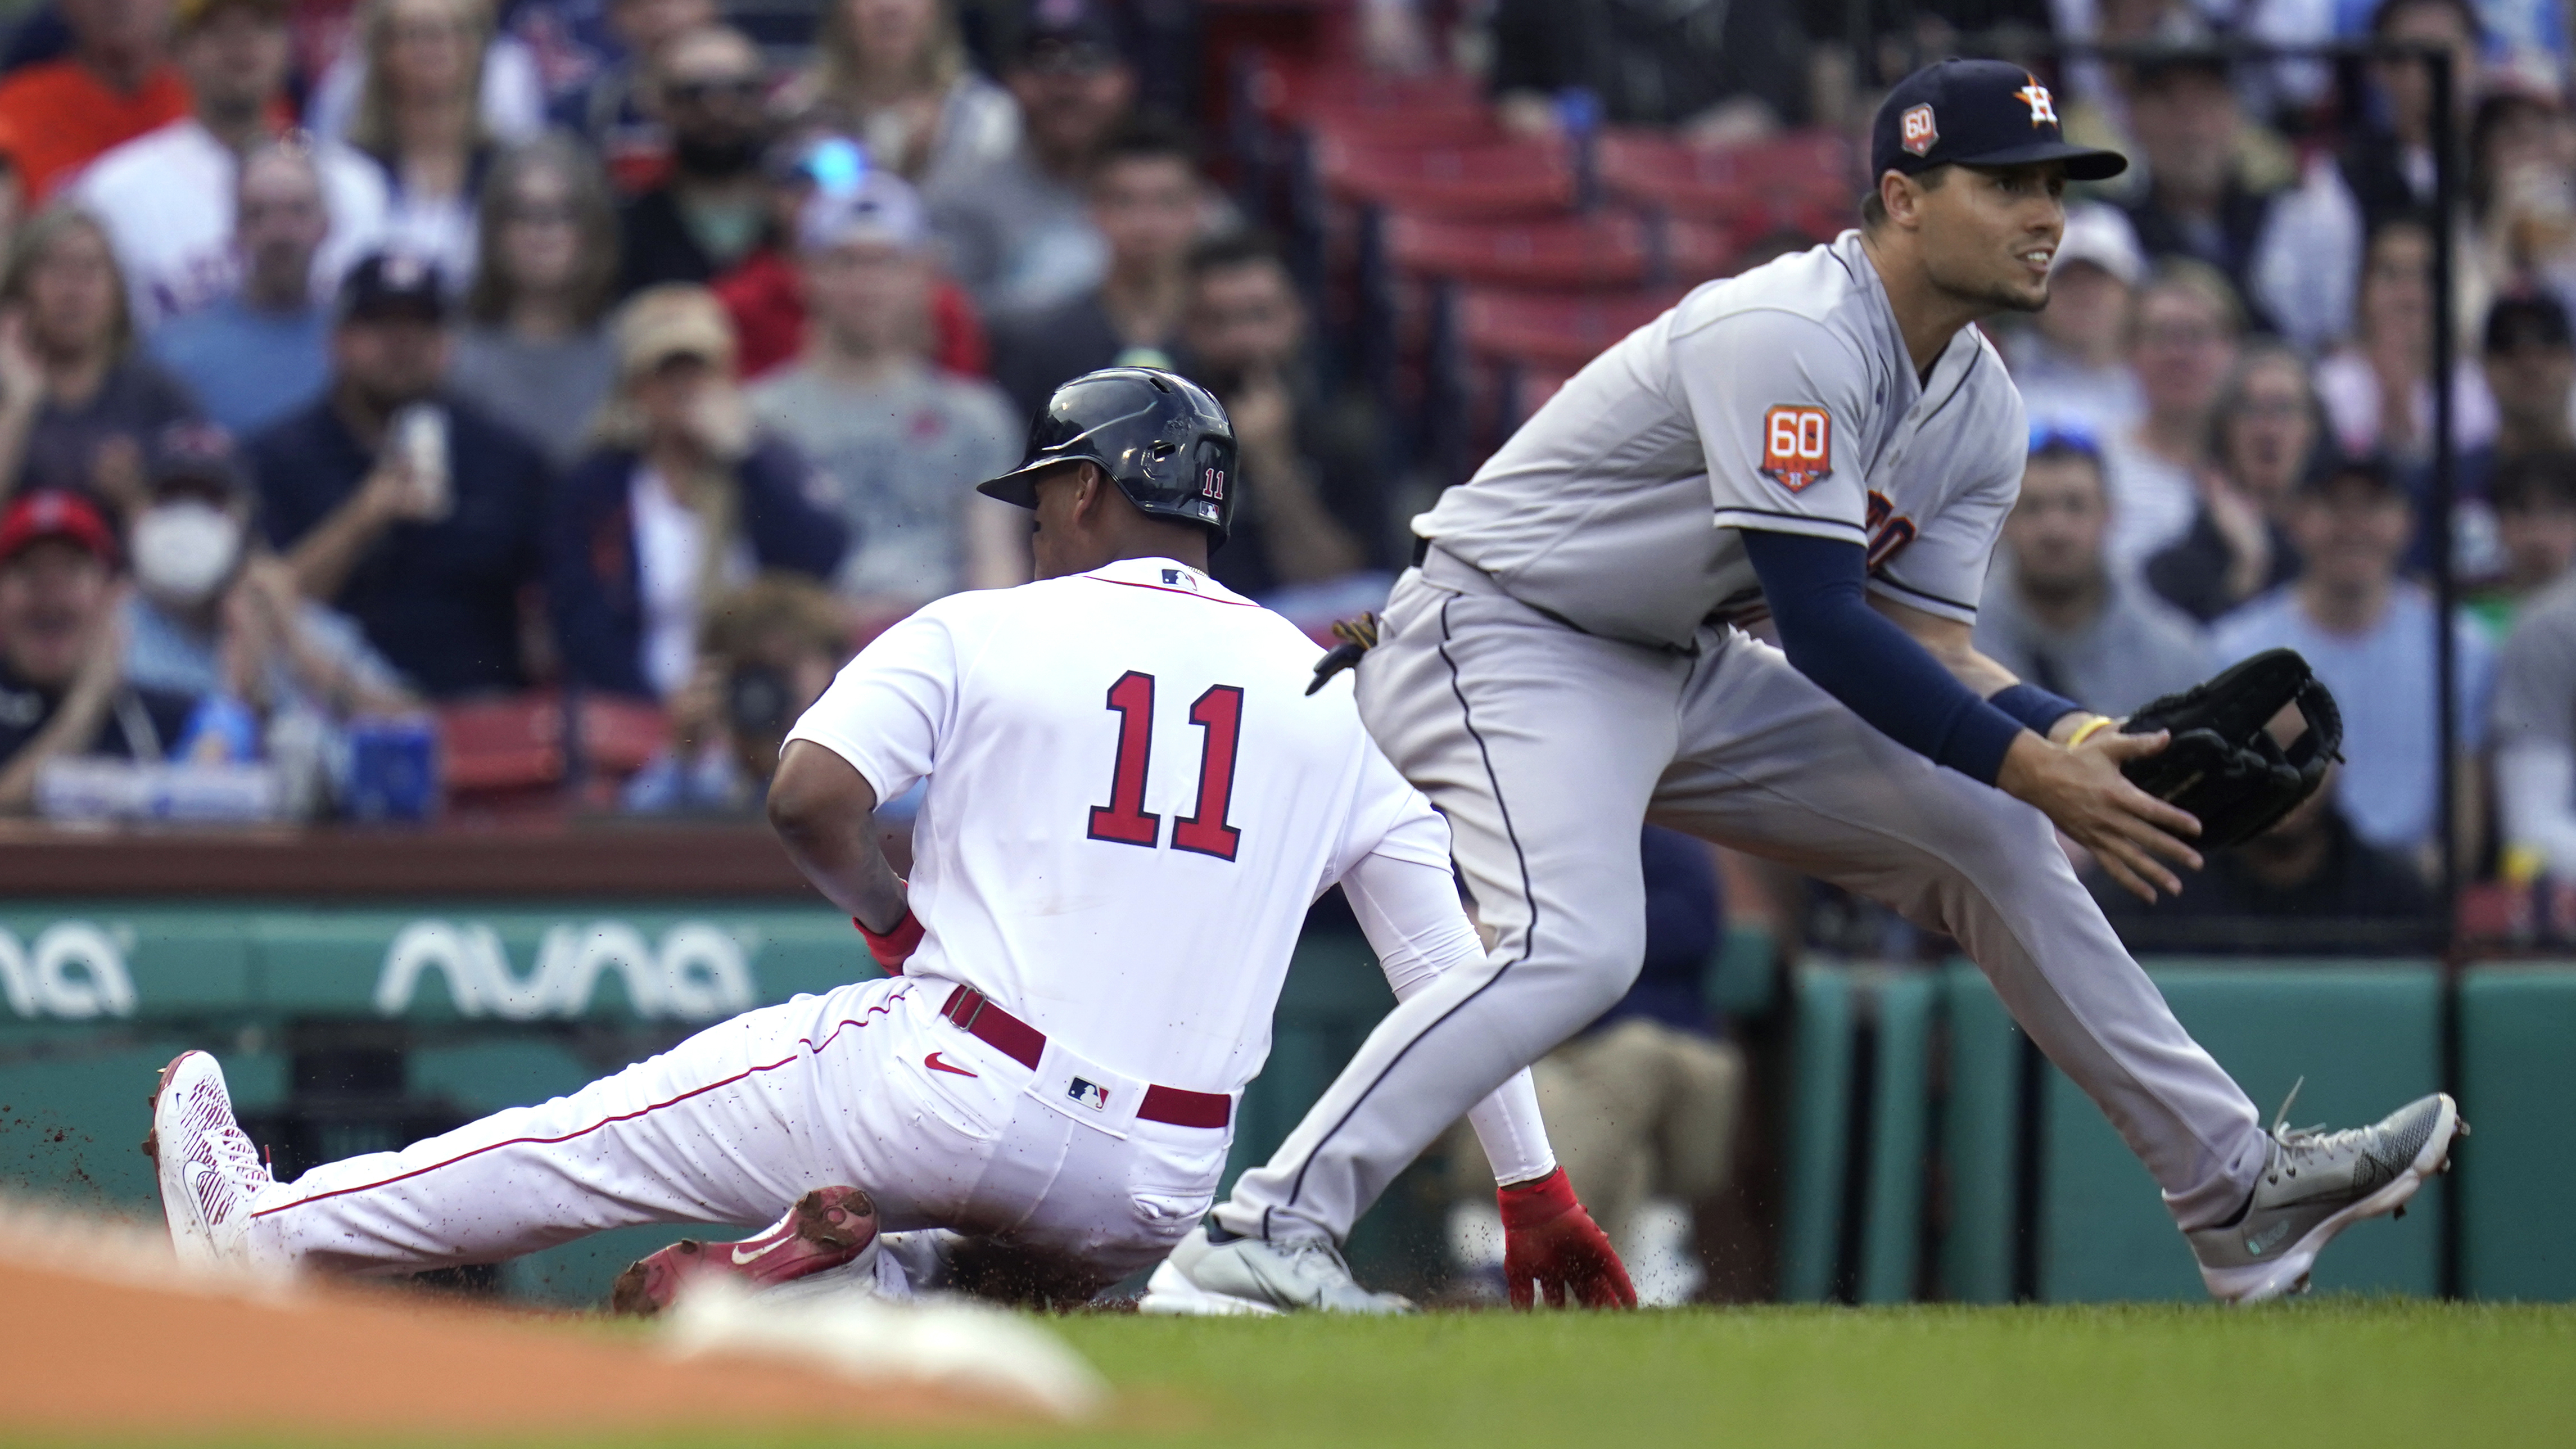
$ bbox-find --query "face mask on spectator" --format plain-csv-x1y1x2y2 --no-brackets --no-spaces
131,502,245,607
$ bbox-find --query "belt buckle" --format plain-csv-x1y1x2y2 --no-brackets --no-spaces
948,988,987,1033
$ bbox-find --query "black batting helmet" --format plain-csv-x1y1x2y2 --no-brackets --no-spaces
977,367,1237,543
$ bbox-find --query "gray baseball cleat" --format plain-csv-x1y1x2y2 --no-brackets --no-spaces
2187,1087,2465,1304
1138,1222,1415,1315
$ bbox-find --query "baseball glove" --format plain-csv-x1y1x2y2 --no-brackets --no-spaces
2118,648,2344,847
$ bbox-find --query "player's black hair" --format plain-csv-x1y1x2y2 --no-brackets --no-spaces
1183,228,1291,283
1089,111,1199,183
1860,163,1949,231
2492,451,2576,516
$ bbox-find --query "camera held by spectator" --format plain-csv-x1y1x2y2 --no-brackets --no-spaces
621,570,854,814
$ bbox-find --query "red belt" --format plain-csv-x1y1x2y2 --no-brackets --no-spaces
938,986,1231,1130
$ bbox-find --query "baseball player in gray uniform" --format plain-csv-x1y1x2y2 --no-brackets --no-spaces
1146,59,2463,1313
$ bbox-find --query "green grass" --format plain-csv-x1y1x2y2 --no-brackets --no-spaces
23,1299,2574,1449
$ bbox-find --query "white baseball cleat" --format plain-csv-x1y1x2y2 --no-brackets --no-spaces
2186,1089,2466,1304
144,1050,275,1269
1138,1222,1414,1315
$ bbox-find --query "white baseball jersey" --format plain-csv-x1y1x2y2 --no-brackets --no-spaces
1418,230,2028,649
71,120,391,329
784,554,1458,1096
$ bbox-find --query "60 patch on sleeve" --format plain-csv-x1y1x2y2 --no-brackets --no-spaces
1760,405,1833,493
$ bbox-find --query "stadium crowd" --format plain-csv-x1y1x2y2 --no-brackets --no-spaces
0,0,2570,946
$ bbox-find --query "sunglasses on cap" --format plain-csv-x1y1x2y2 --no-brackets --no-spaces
2028,422,2102,458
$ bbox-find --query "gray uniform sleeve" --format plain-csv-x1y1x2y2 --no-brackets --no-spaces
1675,308,1874,545
2495,595,2576,748
1868,364,2024,625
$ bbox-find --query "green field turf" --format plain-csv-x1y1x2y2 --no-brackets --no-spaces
29,1299,2575,1449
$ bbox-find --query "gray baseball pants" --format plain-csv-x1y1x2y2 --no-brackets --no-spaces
1215,559,2268,1245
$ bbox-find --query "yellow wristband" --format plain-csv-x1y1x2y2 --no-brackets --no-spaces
2068,715,2116,748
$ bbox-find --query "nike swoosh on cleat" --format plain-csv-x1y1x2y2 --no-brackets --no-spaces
729,1235,794,1267
925,1051,978,1077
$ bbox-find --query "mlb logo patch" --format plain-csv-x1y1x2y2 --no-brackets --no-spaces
1068,1078,1111,1112
1760,405,1833,493
1901,103,1937,156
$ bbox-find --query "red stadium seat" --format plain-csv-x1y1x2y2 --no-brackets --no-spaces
1387,211,1652,289
437,694,566,794
578,694,670,780
1316,134,1574,218
1248,56,1485,128
1458,286,1688,371
1598,129,1859,245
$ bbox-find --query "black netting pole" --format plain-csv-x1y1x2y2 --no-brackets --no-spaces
2428,44,2461,946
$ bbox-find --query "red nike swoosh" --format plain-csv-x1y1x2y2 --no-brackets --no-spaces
925,1051,978,1077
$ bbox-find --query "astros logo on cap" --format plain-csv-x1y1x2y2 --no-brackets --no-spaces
1900,103,1937,156
2015,77,2058,127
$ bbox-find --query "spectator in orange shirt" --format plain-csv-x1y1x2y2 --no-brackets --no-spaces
0,0,193,200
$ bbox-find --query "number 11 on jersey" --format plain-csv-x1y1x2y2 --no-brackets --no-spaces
1086,671,1245,861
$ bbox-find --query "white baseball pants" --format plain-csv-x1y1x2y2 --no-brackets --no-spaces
1218,563,2268,1245
246,976,1228,1287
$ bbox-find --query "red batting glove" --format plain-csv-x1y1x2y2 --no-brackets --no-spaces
1498,1167,1636,1310
855,906,923,973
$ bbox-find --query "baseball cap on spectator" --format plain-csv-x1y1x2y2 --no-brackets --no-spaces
2298,453,2405,500
172,0,288,32
613,284,737,380
1012,0,1125,71
2053,202,2145,287
2483,291,2574,354
0,490,119,567
148,420,254,504
1872,58,2127,183
336,251,449,324
796,170,927,255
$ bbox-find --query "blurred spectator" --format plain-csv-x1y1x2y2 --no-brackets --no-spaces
0,205,204,514
143,145,341,446
614,24,769,297
989,114,1199,423
2338,0,2483,237
2008,202,2145,441
2117,51,2299,335
2467,88,2576,324
2101,260,2240,571
784,0,1015,189
2494,558,2576,872
2095,788,2435,953
706,128,989,380
1973,428,2210,716
2471,452,2576,635
308,0,544,150
0,488,197,812
2316,216,2497,467
448,134,621,468
621,570,851,814
549,0,716,194
121,421,412,723
2212,455,2494,863
1485,0,1804,142
747,175,1019,616
0,0,191,202
924,0,1128,322
344,0,505,288
1443,827,1742,1305
2145,341,2322,623
247,252,550,697
72,0,388,331
550,284,847,699
2470,292,2575,476
1174,231,1388,605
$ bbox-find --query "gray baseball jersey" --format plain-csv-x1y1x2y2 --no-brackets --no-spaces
1418,231,2027,648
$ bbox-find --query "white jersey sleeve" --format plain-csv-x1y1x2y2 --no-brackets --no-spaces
781,607,964,804
1869,386,2025,624
1679,308,1876,547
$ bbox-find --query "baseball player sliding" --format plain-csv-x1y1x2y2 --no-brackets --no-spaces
1146,60,2462,1313
147,367,1633,1312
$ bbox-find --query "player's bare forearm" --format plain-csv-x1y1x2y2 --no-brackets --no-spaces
1869,594,2019,697
768,741,909,932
